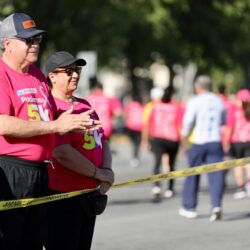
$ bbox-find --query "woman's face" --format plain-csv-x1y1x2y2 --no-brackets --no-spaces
50,63,82,95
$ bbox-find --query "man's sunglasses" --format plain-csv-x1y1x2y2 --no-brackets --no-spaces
53,66,82,76
15,35,43,46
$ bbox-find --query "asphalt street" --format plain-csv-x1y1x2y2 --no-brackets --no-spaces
92,135,250,250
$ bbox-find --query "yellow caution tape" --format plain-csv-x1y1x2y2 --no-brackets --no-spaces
0,157,249,211
112,157,250,188
0,187,99,211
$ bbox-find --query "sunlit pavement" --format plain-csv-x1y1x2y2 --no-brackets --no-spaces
92,135,250,250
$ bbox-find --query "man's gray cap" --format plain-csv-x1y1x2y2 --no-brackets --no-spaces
0,13,46,39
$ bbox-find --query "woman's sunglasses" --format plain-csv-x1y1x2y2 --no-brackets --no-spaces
53,66,82,76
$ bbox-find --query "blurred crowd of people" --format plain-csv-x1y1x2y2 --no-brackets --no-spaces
88,75,250,222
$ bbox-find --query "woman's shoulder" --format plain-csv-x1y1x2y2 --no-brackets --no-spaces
74,96,92,108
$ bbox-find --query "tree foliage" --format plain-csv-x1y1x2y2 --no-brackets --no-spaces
0,0,250,88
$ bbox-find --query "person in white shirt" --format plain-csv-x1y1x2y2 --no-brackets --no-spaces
179,75,226,221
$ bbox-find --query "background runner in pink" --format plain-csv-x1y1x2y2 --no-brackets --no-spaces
124,97,144,167
224,89,250,199
86,82,122,139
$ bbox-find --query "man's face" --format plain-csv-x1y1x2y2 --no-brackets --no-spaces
4,35,42,65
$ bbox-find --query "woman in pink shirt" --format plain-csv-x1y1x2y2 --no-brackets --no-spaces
42,51,114,250
224,89,250,199
124,96,144,167
86,83,122,140
142,86,183,201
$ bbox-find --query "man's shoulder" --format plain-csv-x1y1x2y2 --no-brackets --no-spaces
209,93,225,106
187,95,199,106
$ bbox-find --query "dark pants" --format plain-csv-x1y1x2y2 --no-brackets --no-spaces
0,156,48,250
231,142,250,158
182,143,225,209
126,128,141,159
45,190,96,250
150,138,179,191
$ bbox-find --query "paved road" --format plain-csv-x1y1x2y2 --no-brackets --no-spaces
92,135,250,250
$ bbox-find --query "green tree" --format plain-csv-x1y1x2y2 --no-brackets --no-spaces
2,0,250,91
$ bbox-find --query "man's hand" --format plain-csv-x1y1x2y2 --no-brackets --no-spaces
55,107,102,134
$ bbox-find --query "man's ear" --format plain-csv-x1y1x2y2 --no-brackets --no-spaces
2,38,10,50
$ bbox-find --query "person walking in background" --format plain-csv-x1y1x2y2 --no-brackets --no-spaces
142,87,164,125
224,89,250,199
124,95,144,167
42,51,115,250
86,80,122,140
0,13,100,250
179,75,226,221
142,87,165,185
142,86,183,202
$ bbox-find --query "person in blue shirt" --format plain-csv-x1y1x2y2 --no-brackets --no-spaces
179,75,226,221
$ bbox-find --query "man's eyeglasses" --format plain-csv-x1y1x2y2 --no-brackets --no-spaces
15,35,43,46
53,66,82,76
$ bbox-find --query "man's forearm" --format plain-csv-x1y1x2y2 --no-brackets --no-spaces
0,115,57,138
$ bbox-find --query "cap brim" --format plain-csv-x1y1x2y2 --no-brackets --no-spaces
16,29,47,39
59,58,87,67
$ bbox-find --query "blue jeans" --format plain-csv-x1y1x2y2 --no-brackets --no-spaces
182,142,226,209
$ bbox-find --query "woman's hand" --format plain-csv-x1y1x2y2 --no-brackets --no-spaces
99,182,112,194
95,168,114,186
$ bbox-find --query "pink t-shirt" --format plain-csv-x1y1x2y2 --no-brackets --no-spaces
125,101,144,131
86,93,122,138
110,96,122,113
149,102,183,141
227,104,250,142
48,97,105,192
0,58,55,161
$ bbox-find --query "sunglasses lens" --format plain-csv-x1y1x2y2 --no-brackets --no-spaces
75,67,82,75
53,67,82,76
26,35,42,45
65,67,82,76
